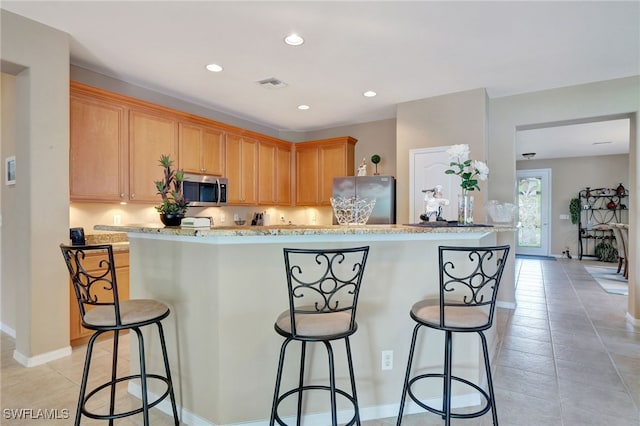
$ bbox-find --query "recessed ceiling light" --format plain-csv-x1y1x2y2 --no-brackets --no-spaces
522,152,536,159
363,90,377,97
297,104,310,110
205,63,223,73
284,33,304,46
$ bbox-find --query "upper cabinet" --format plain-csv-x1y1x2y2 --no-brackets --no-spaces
179,122,225,176
226,133,258,205
70,93,128,202
128,109,178,202
69,81,354,208
295,137,356,206
259,139,292,206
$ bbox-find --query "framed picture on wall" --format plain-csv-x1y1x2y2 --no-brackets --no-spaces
6,156,15,185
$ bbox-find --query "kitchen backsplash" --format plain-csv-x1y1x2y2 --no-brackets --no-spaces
70,203,333,231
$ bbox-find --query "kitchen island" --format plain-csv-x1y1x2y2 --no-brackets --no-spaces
95,223,515,426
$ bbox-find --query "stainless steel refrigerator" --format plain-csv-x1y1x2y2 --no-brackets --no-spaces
332,176,396,224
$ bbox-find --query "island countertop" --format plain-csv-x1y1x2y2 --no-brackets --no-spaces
95,223,516,238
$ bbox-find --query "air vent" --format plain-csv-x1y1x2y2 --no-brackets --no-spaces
257,77,288,88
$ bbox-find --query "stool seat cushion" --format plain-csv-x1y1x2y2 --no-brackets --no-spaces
84,299,170,327
411,299,489,329
275,309,353,337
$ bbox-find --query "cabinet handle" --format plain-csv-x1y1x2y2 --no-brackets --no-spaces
131,193,135,199
120,193,125,198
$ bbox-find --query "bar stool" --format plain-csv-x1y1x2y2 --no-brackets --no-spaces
397,245,510,426
60,244,179,425
270,246,370,426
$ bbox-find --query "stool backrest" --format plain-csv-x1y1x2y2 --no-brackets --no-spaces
609,223,626,258
438,245,510,328
60,244,122,326
283,246,370,337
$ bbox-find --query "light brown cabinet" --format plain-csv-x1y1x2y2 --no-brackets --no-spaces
179,122,225,176
259,139,292,205
226,133,258,204
70,93,128,202
128,109,178,202
70,250,129,347
295,137,356,206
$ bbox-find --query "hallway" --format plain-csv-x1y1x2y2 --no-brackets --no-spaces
1,258,639,425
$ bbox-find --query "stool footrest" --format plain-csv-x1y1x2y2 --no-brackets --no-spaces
272,385,358,426
407,373,491,419
81,373,173,421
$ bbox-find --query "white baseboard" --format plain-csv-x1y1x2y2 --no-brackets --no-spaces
128,381,480,426
13,345,72,368
626,312,640,328
496,300,516,309
0,322,16,338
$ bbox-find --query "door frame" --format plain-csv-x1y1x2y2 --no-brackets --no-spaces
516,168,552,256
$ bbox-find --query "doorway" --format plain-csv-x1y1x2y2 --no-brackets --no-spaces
516,169,551,256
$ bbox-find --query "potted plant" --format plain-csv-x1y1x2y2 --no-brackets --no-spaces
155,154,189,226
370,154,381,175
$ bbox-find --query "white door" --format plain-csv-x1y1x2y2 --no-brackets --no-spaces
516,169,551,256
409,146,461,223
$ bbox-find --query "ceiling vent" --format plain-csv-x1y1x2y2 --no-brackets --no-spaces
257,77,288,89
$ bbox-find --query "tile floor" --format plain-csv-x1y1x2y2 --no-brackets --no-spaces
1,258,639,425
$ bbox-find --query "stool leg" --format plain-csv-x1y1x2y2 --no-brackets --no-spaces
443,330,453,425
344,337,360,425
156,322,180,425
397,323,422,426
133,327,150,426
108,330,120,426
296,341,307,426
323,341,338,426
479,331,498,425
75,330,102,426
270,337,292,426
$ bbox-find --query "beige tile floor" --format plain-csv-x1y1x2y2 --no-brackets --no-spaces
1,258,639,425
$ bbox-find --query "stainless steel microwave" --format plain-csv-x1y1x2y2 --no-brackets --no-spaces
182,173,228,207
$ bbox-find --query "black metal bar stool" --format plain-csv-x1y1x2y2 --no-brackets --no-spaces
270,246,370,426
397,245,510,426
60,244,179,425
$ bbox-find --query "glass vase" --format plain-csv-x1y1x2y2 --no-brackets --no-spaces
458,191,474,225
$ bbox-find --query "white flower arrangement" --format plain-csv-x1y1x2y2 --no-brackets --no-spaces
444,144,489,192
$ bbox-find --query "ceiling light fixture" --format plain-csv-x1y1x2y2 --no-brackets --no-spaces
522,152,536,159
205,63,223,73
284,33,304,46
363,90,377,98
297,104,310,110
593,141,613,145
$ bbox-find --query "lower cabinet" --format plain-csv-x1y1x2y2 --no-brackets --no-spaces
69,250,130,347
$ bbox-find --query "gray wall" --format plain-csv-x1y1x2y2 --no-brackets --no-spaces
517,154,629,256
1,10,70,362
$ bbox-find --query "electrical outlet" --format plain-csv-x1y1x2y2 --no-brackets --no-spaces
220,214,225,223
381,350,393,370
113,214,121,225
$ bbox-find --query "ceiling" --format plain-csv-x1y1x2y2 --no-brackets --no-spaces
2,1,639,157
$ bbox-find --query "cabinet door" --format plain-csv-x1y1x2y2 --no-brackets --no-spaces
276,144,292,205
179,123,203,174
295,146,319,205
258,141,276,204
70,95,127,202
226,134,257,204
319,144,349,206
201,127,225,176
129,109,178,202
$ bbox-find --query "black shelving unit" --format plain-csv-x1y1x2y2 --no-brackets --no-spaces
578,186,628,260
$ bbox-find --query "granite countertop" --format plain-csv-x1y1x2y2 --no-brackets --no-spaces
83,232,130,251
94,223,517,237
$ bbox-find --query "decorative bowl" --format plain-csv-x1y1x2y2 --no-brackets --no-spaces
486,200,516,224
330,197,376,225
234,220,246,226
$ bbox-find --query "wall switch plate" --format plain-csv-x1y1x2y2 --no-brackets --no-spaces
113,214,121,225
559,214,570,220
381,350,393,370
